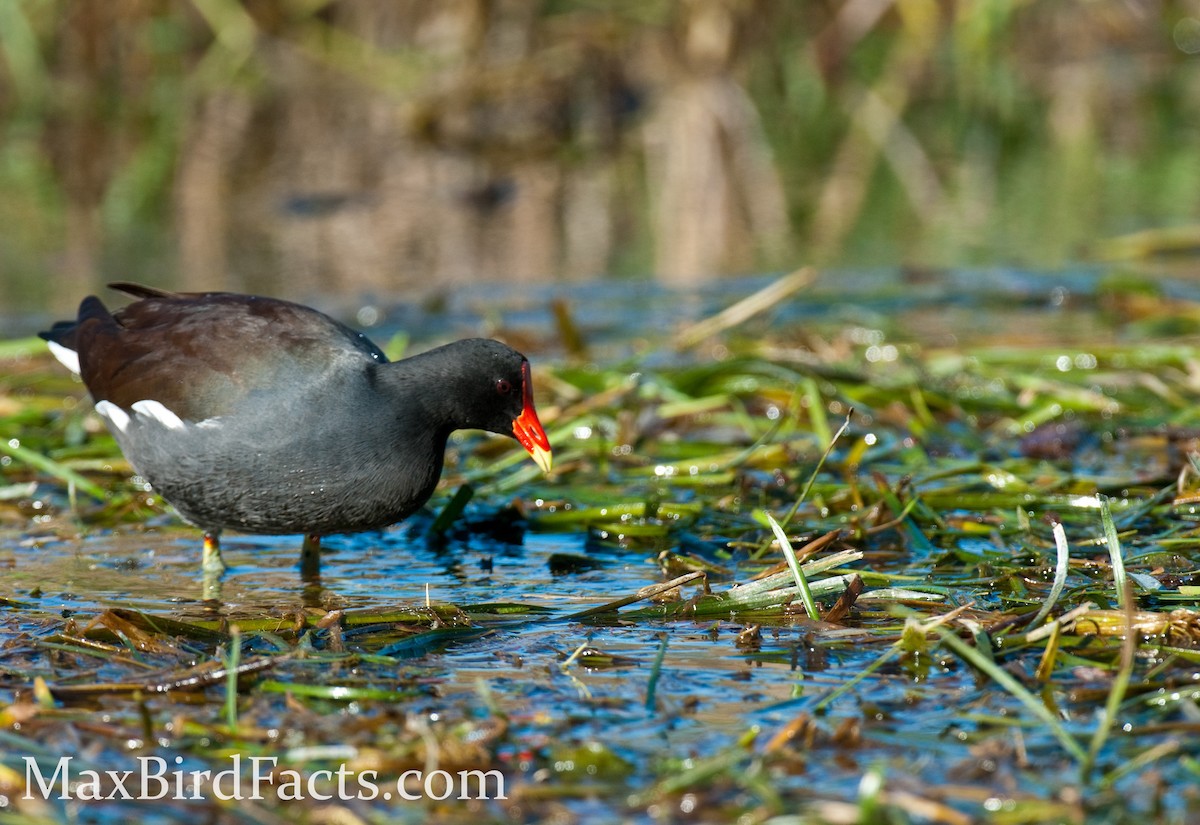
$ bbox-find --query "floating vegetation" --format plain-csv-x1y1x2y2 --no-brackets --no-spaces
4,273,1200,821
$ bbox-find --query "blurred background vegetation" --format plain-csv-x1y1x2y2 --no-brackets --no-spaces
2,0,1200,314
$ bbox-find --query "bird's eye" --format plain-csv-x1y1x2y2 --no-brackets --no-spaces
496,378,512,395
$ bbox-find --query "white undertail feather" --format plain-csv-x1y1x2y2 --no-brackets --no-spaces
96,399,189,433
131,400,186,430
94,400,130,433
46,333,185,432
46,341,80,375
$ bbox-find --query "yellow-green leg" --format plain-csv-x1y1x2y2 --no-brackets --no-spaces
202,531,225,573
201,530,225,602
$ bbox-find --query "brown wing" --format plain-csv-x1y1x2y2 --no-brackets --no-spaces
60,284,388,422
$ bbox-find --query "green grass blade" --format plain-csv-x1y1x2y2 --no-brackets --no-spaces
645,632,669,713
935,626,1088,764
1100,496,1127,609
1084,582,1137,780
766,513,819,620
813,645,899,713
1031,521,1070,628
224,626,241,731
428,483,474,536
802,376,831,447
780,409,851,532
0,438,108,501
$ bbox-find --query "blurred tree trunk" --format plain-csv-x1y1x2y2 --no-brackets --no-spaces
648,0,789,284
49,0,118,311
808,0,940,262
175,92,252,292
504,160,561,282
563,161,615,280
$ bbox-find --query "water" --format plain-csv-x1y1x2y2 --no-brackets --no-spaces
5,266,1198,822
11,265,1180,349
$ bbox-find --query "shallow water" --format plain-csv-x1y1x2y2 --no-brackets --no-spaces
5,267,1200,822
13,529,600,616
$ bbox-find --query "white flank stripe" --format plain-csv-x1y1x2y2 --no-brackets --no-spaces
46,341,80,375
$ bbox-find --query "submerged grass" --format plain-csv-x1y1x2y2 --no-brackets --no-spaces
5,273,1200,821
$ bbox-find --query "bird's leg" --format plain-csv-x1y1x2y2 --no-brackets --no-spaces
201,530,225,603
201,530,225,574
300,534,321,581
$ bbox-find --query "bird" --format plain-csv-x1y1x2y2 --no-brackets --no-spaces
40,282,553,578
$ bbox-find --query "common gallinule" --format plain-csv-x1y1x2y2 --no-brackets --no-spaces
40,283,553,574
